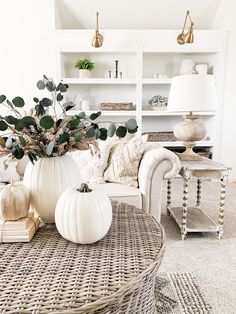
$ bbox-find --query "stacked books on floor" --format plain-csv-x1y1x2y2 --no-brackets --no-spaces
0,212,40,243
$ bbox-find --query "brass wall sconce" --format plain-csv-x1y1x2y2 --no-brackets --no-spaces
92,12,103,48
177,10,194,45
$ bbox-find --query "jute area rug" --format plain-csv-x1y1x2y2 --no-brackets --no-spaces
156,272,212,314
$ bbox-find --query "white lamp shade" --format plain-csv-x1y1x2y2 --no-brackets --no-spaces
167,75,217,112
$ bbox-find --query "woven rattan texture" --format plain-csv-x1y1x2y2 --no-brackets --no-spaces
0,202,165,314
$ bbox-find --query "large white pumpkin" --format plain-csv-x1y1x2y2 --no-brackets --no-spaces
23,155,82,223
0,182,30,221
55,184,112,244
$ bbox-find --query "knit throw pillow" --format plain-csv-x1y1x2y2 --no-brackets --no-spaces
104,135,148,188
70,139,114,184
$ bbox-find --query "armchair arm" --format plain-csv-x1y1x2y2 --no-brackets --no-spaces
138,143,181,222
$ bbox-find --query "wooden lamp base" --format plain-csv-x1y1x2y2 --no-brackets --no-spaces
177,142,202,161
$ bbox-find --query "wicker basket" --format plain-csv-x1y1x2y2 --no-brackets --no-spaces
100,102,133,110
143,131,177,142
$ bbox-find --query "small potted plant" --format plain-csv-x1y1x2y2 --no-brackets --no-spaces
74,59,95,78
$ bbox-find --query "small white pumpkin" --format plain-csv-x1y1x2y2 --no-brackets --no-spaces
55,183,112,244
0,182,30,221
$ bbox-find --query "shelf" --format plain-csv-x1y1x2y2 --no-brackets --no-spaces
142,110,217,116
157,141,214,147
61,78,137,85
67,110,137,117
142,78,172,84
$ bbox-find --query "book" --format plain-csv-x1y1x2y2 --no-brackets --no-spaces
0,212,36,230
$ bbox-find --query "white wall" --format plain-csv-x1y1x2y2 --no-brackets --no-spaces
0,0,55,109
213,0,236,178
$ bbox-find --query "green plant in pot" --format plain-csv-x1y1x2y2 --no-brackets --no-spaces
74,59,95,78
0,75,138,223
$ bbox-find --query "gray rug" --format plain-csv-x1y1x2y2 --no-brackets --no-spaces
156,272,213,314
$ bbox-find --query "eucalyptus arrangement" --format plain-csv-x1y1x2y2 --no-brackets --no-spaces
0,75,138,164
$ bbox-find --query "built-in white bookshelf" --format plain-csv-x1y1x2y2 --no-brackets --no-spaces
54,19,226,159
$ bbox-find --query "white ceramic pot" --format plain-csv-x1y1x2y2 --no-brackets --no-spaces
55,183,112,244
23,155,82,223
79,69,90,78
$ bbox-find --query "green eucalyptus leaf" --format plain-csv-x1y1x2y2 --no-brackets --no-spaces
125,119,137,131
56,119,63,128
0,95,6,103
33,97,39,103
40,116,54,129
12,96,25,108
108,123,116,137
15,119,25,131
12,146,24,159
67,117,80,130
128,126,138,134
95,129,101,139
40,97,52,107
22,116,36,128
58,132,70,144
86,128,95,138
19,136,26,147
6,99,13,108
46,81,56,92
99,128,108,141
75,131,84,141
90,111,101,121
57,93,63,101
5,115,18,125
0,121,8,131
37,80,45,90
43,74,49,81
116,126,127,138
35,104,45,116
46,141,54,156
77,112,86,119
28,151,36,164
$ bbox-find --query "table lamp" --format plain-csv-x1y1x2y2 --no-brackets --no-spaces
168,74,217,160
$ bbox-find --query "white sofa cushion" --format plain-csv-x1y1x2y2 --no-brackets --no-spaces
92,183,142,209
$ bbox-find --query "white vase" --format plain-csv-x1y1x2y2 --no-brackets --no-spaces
79,69,90,78
23,155,82,223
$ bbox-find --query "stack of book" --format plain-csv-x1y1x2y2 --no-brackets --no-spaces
0,212,40,243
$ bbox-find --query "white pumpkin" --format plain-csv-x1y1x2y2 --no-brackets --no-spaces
0,182,30,221
23,155,82,223
55,183,112,244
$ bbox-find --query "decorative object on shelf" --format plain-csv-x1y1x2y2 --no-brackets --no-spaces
143,132,176,142
168,74,217,160
115,60,119,79
0,181,30,222
152,74,168,79
55,183,112,244
148,95,168,111
74,59,95,78
0,75,138,222
0,211,40,243
108,70,112,79
100,102,133,110
180,59,195,75
81,99,90,111
120,72,123,79
195,64,208,75
92,11,103,48
177,10,194,45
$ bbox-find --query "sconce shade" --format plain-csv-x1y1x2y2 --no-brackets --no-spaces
185,26,194,43
168,75,217,112
92,32,103,48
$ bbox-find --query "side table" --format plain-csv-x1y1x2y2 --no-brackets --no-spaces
166,157,231,240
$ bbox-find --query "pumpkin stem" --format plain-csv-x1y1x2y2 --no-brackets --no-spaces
77,183,92,193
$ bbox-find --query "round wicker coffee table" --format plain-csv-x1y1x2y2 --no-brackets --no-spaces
0,202,166,314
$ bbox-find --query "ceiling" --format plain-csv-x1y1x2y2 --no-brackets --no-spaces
56,0,221,29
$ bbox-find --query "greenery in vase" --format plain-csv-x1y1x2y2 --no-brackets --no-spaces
0,75,138,164
74,59,95,71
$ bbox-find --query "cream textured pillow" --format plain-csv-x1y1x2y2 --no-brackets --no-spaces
70,139,114,184
104,135,148,187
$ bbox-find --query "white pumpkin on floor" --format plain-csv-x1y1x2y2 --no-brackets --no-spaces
0,182,30,221
55,183,112,244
